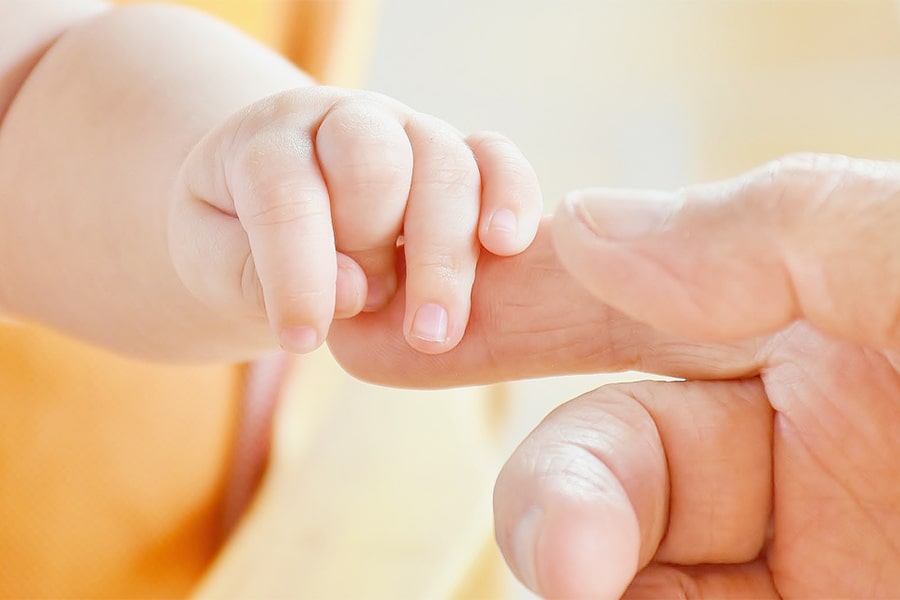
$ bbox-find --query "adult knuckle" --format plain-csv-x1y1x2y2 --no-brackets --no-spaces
762,152,850,199
740,153,852,230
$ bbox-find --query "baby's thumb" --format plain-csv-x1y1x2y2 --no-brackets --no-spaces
553,154,900,350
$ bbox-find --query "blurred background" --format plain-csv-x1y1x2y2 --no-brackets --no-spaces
363,1,900,597
368,1,900,194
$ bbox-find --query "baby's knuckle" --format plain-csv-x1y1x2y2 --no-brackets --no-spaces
232,125,312,181
244,189,325,228
413,252,467,282
331,148,409,191
492,155,533,182
468,132,512,155
420,161,479,193
282,287,330,306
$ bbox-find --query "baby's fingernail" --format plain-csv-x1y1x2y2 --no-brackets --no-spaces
279,326,320,353
488,207,518,236
566,188,682,240
513,507,543,594
410,303,449,343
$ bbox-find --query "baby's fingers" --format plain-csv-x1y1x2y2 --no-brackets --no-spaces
228,117,337,352
316,96,413,312
174,91,352,353
403,114,482,354
467,131,543,256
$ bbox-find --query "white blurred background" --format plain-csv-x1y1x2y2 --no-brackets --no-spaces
364,1,900,597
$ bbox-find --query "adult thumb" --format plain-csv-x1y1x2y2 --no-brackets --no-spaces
553,153,900,350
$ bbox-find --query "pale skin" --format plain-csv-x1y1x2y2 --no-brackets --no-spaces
0,0,542,362
330,154,900,598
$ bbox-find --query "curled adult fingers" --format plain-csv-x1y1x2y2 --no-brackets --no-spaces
493,388,664,600
554,153,900,351
493,378,772,599
640,379,772,565
623,561,778,599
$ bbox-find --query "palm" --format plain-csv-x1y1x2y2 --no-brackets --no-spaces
760,323,900,597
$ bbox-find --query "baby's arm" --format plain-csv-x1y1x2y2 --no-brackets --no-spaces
0,1,542,363
0,1,315,360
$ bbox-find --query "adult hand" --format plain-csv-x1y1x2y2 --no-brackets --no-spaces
493,153,900,598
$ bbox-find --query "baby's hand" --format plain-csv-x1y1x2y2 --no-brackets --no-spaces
170,87,541,355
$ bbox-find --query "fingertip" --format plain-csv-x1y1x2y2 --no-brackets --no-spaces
278,325,323,354
522,502,641,600
404,301,466,354
480,207,525,256
559,187,683,241
335,253,368,319
551,188,659,304
488,207,518,236
401,288,472,355
468,130,543,256
407,302,449,345
511,507,543,593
